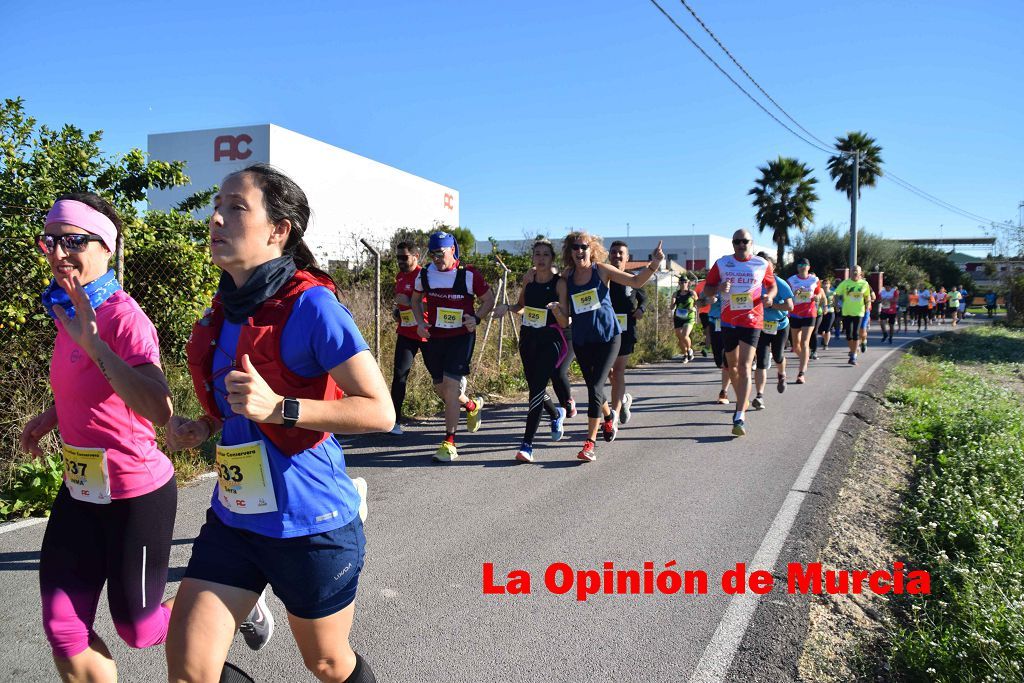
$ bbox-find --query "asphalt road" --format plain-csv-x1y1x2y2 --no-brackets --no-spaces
0,323,958,682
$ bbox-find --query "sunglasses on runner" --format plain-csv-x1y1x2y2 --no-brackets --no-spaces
396,255,412,262
571,243,589,251
36,233,106,255
428,249,449,258
732,239,750,245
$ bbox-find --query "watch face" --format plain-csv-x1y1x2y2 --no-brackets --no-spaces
283,399,300,421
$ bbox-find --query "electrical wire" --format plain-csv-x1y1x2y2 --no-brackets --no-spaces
677,0,836,151
647,0,838,156
650,0,1009,229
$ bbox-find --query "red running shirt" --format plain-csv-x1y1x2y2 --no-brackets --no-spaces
704,254,776,329
786,273,822,318
395,267,428,341
413,262,490,339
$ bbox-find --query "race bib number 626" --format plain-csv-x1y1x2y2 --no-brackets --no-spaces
435,307,464,329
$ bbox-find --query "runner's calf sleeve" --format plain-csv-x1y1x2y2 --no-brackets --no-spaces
346,653,377,683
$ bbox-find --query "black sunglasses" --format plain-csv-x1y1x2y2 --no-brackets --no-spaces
732,239,750,245
571,243,590,251
36,233,106,254
397,255,412,262
428,249,448,258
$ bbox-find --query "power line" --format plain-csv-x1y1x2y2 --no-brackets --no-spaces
650,0,1009,229
676,0,836,151
647,0,837,156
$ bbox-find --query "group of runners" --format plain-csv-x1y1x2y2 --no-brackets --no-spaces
20,161,978,682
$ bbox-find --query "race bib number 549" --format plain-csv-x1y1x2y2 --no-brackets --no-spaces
572,288,601,314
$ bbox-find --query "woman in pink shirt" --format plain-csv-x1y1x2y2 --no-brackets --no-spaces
20,193,176,683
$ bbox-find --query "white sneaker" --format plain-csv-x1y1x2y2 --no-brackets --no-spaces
389,424,403,435
620,393,633,424
239,591,274,651
352,477,368,523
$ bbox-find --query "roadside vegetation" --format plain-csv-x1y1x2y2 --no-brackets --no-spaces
819,326,1024,682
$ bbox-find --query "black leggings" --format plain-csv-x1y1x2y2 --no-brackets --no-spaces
709,326,727,368
819,312,834,335
519,329,567,445
573,337,621,419
40,477,177,658
842,315,862,341
552,340,574,409
390,335,425,421
756,330,786,370
808,315,822,352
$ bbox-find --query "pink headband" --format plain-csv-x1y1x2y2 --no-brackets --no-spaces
44,200,117,252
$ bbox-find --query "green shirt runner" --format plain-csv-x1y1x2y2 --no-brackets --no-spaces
834,278,872,317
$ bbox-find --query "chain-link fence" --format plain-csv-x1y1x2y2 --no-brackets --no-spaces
1,223,694,493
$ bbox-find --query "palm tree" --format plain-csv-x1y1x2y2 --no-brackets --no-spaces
827,131,883,200
748,156,819,267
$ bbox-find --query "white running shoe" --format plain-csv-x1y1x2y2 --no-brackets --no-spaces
389,424,403,435
620,393,633,424
352,477,368,523
239,591,274,651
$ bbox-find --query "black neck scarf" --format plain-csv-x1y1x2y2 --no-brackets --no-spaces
218,255,297,324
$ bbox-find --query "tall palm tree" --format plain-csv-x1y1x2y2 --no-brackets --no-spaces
827,131,883,199
749,156,819,267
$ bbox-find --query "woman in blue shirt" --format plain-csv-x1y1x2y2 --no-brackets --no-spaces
165,164,394,683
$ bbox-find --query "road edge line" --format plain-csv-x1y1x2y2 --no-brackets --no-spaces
0,516,47,535
687,339,912,683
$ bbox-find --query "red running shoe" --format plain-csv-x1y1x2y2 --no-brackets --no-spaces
577,439,596,462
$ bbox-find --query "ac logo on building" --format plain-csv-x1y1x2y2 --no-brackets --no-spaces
443,193,454,210
213,134,253,162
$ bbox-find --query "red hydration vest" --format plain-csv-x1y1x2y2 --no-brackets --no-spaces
186,270,343,456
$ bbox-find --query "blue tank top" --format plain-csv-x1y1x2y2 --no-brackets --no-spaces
566,265,620,344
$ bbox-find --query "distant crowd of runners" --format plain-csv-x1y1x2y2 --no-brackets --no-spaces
20,164,984,682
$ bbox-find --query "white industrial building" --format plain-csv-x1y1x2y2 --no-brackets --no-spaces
494,233,739,272
147,124,459,265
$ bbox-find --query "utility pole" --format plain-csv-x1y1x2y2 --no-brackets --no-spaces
626,222,630,239
848,151,860,270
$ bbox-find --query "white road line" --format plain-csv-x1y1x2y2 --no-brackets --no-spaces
0,516,47,535
688,339,912,683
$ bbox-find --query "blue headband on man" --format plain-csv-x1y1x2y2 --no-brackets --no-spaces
428,231,460,259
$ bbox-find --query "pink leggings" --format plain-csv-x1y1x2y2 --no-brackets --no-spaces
39,477,176,659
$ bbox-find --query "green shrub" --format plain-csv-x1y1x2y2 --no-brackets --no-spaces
883,328,1024,681
0,454,62,518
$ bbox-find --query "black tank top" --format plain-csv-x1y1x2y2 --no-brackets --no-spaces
521,274,560,332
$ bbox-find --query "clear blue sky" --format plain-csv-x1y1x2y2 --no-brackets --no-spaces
3,0,1021,254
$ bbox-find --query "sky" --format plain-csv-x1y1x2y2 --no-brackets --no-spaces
3,0,1022,256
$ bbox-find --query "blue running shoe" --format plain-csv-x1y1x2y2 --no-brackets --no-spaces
515,442,535,463
550,406,566,441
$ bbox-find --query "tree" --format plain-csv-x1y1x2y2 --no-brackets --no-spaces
0,97,217,367
827,131,883,200
748,156,819,267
